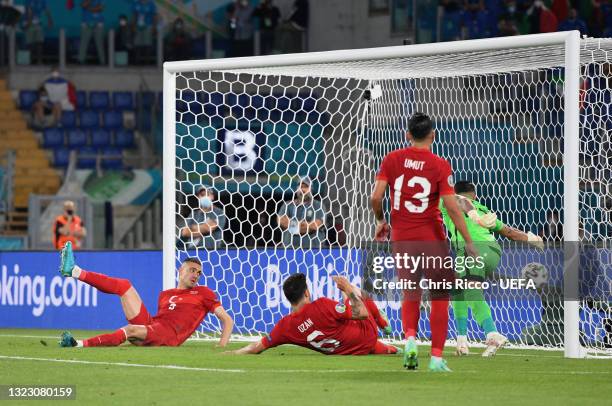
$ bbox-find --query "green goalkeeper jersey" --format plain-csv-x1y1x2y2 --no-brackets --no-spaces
439,198,504,252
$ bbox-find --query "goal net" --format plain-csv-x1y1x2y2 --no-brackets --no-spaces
163,32,612,357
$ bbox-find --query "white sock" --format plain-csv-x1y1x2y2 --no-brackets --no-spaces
75,340,83,348
71,265,82,279
406,336,416,344
431,355,442,362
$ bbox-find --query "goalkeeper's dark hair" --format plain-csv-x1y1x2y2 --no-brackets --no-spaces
408,112,433,140
182,257,202,267
283,273,308,305
454,180,476,195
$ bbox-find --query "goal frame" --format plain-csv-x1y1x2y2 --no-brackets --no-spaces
162,31,583,358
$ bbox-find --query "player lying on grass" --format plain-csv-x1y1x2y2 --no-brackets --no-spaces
57,241,233,348
229,273,398,355
440,180,544,357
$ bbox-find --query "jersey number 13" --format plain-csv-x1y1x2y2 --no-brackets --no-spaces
393,175,431,213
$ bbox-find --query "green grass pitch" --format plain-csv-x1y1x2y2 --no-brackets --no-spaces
1,329,611,405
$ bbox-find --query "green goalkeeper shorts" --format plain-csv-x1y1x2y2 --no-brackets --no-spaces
456,242,501,281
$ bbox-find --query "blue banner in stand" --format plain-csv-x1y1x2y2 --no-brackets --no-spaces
0,251,163,330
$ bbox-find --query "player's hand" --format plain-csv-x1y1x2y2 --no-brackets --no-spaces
479,212,497,228
332,275,352,292
464,242,479,259
374,221,390,241
527,232,544,250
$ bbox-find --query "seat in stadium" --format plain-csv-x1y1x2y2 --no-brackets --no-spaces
138,91,156,109
115,129,135,148
91,128,111,148
19,90,38,110
60,111,77,128
42,128,64,148
79,109,99,129
76,91,87,109
53,148,71,167
67,129,88,148
89,91,110,110
103,110,123,129
113,92,134,111
77,146,97,169
101,147,123,169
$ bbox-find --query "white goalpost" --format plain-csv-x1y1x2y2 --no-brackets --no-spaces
163,31,612,358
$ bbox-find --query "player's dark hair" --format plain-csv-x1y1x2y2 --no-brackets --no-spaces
408,112,433,140
182,257,202,267
454,180,476,195
283,273,308,305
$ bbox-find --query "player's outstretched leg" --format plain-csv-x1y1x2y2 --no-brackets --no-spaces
429,296,451,372
401,297,420,370
451,289,470,356
370,340,400,355
59,241,149,323
466,289,507,357
60,325,148,348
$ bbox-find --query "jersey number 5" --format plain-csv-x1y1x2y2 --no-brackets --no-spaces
307,330,340,353
393,175,431,213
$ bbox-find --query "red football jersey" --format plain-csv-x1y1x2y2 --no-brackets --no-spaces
261,297,378,355
152,286,221,345
376,146,454,241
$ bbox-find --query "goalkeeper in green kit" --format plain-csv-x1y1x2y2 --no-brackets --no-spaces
440,181,544,357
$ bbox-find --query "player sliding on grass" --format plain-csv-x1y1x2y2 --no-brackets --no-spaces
229,273,398,355
371,112,478,372
440,180,544,357
57,242,233,348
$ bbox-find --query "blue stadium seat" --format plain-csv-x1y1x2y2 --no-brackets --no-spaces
113,92,134,111
138,91,155,109
67,129,88,148
42,128,64,148
19,90,38,110
89,91,110,110
76,91,87,109
115,129,135,148
60,111,77,128
101,147,123,169
91,129,111,148
79,110,99,129
53,148,71,167
77,147,97,169
103,110,123,129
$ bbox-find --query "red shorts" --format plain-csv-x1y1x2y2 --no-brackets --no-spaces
127,303,180,346
391,222,446,242
392,240,454,300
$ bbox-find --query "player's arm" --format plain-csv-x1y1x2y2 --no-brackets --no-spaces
230,340,267,355
497,225,544,249
332,276,369,320
213,306,233,347
370,179,390,240
441,194,478,257
455,194,497,228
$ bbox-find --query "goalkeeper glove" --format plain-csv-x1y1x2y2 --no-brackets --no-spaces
467,210,497,229
527,231,544,250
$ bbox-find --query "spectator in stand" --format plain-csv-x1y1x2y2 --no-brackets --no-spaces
539,209,563,242
551,0,569,22
115,14,133,62
598,0,612,37
279,0,309,53
132,0,158,65
178,186,226,250
78,0,106,65
24,0,53,65
53,200,87,250
32,67,76,127
277,177,326,248
526,0,558,33
558,8,588,35
227,0,255,57
253,0,280,55
498,14,519,36
165,17,192,61
439,0,463,40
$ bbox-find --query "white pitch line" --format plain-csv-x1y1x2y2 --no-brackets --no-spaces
0,334,62,339
0,355,245,373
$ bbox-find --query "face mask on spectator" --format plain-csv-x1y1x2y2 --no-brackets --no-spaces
66,210,74,216
120,19,127,26
240,0,249,6
176,22,183,29
199,196,213,209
